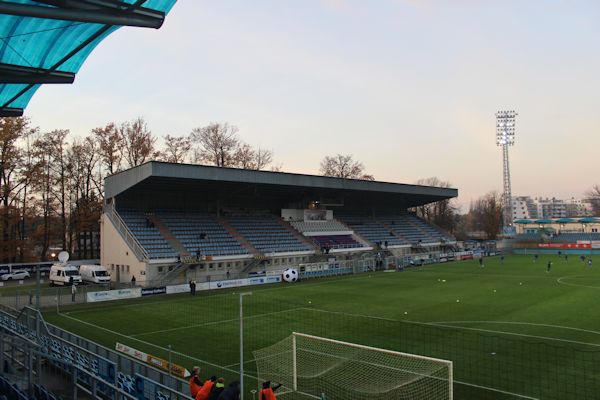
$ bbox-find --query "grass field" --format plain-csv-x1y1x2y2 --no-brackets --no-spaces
43,254,600,399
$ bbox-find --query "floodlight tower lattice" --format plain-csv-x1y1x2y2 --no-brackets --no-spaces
496,110,517,229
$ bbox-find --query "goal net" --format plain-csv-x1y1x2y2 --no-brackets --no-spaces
253,332,452,400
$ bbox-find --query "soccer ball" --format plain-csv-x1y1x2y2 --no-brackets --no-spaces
283,268,298,283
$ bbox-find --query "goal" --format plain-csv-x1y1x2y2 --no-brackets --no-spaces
253,332,452,399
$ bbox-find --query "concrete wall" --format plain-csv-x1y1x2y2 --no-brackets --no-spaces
100,214,148,285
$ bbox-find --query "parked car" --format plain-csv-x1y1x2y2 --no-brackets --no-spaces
79,265,111,284
49,264,82,286
1,270,31,281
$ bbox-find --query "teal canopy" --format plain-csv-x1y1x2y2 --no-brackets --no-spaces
555,218,576,224
578,217,599,223
534,219,553,224
513,219,532,224
0,0,177,116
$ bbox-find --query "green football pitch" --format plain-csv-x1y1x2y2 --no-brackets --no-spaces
44,254,600,399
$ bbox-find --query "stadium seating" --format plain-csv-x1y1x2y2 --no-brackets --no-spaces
550,232,600,243
380,214,454,244
228,214,313,254
117,209,177,259
290,220,349,233
338,214,408,246
514,232,543,242
338,213,454,246
0,373,65,400
311,235,364,250
156,210,248,257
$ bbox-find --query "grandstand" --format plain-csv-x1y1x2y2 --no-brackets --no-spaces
513,218,600,254
100,161,457,286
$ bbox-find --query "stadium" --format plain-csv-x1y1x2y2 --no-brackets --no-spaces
100,161,457,286
1,2,600,400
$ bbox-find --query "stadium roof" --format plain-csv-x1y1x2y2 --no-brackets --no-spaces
105,161,458,208
0,0,177,117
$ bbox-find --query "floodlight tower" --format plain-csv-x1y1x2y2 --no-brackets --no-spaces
496,110,517,230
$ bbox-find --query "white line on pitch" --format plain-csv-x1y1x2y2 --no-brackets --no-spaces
453,380,539,400
130,307,304,337
304,307,600,347
57,312,249,377
433,320,600,336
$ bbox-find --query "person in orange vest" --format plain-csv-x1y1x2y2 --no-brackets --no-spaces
189,367,202,398
259,381,282,400
196,376,217,400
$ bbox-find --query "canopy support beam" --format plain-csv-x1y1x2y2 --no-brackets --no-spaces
0,1,164,28
0,63,75,84
0,107,24,117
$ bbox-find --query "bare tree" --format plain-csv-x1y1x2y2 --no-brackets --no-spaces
190,122,239,167
233,143,256,169
233,144,274,170
254,147,273,170
0,117,36,262
319,154,373,180
163,135,192,163
93,122,124,175
121,117,159,168
468,191,503,239
585,184,600,215
412,177,457,232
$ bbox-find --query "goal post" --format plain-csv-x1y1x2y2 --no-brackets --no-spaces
253,332,453,399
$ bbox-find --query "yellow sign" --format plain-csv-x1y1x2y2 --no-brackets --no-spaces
116,342,190,378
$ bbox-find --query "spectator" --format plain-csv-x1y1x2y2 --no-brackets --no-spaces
226,270,230,279
259,381,282,400
189,367,202,398
131,275,136,287
217,381,240,400
208,378,225,400
190,279,196,295
196,376,217,400
71,283,77,302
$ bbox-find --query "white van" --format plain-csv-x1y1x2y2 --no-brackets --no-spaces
79,265,111,284
49,264,82,286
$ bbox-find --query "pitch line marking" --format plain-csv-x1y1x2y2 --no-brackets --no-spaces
432,320,600,337
56,311,252,377
556,275,600,289
130,307,304,337
58,309,540,399
304,307,600,347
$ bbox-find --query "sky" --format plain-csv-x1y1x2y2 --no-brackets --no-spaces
25,0,600,209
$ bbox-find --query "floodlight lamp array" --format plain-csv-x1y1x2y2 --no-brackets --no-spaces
495,110,517,146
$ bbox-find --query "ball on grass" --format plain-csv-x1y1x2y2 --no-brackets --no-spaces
493,289,497,293
519,282,523,285
283,268,299,282
442,279,446,283
456,299,460,303
404,311,408,315
308,301,312,304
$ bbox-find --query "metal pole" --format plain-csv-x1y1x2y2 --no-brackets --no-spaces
36,264,41,309
168,344,172,376
240,292,252,400
292,334,298,391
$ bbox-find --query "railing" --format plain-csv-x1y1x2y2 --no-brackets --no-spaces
3,306,190,399
104,204,150,262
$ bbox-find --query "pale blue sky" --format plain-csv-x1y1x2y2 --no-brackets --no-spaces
26,0,600,208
